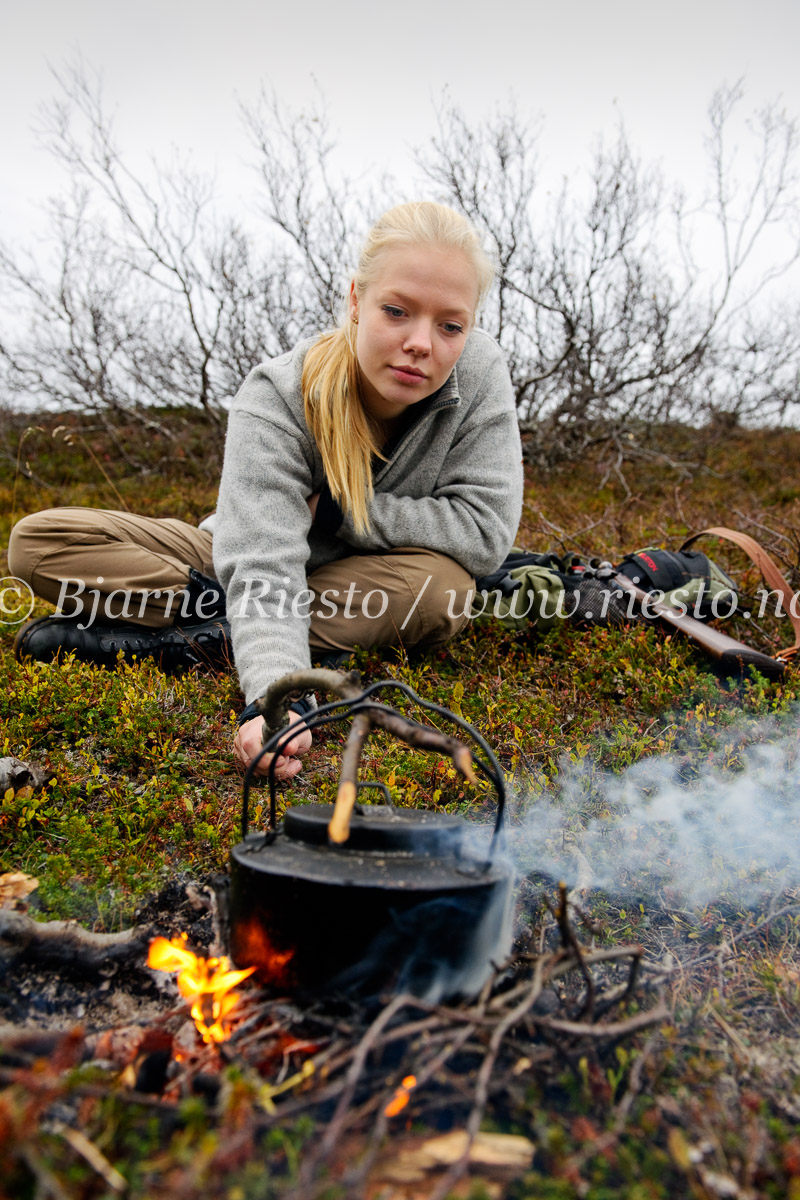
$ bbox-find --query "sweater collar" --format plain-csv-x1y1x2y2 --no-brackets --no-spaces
380,367,461,456
431,364,461,408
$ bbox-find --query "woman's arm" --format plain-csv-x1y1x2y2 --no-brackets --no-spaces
213,376,318,706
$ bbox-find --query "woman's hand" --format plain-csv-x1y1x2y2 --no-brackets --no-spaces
234,709,313,780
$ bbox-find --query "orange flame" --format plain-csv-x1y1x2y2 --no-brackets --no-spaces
233,919,295,988
384,1074,418,1118
147,934,256,1044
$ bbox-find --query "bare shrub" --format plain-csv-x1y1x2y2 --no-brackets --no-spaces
2,67,799,470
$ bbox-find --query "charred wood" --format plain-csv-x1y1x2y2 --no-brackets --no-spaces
0,910,152,973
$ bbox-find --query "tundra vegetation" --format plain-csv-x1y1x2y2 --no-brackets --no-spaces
2,416,800,1198
1,67,800,1200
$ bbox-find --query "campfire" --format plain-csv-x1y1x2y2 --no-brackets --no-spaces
85,673,663,1194
0,672,677,1197
127,880,663,1198
146,934,255,1044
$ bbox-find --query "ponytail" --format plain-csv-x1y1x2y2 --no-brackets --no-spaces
302,326,382,536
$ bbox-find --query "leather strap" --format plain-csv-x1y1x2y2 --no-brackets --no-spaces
681,527,800,661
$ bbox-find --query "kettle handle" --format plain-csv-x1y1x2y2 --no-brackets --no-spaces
241,674,507,856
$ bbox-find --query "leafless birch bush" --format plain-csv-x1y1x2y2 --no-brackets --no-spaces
1,66,799,468
419,88,800,464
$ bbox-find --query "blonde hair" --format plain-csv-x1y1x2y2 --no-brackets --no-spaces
302,202,495,534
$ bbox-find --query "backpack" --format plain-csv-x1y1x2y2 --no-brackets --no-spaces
472,548,735,631
473,527,799,663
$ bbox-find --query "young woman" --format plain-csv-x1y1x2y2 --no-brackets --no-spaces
9,202,524,778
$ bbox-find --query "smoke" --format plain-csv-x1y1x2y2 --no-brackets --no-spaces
510,715,800,909
329,874,515,1005
314,714,800,1004
399,877,515,1004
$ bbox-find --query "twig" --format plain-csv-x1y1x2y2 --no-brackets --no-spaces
592,954,650,1018
731,509,791,548
257,668,363,731
0,1068,181,1112
564,1031,661,1179
257,668,479,787
18,1145,70,1200
706,1006,750,1056
50,1120,128,1194
72,431,130,511
546,884,596,1020
533,1003,669,1039
567,846,594,905
358,704,478,784
428,956,548,1200
656,904,800,974
348,1020,480,1192
291,993,413,1192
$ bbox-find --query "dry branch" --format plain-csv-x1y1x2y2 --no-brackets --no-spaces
0,910,150,972
257,668,481,817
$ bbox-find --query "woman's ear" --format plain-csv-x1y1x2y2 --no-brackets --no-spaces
348,280,358,323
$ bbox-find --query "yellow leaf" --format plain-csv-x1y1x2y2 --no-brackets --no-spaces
667,1128,691,1171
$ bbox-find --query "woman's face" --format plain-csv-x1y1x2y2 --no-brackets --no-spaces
349,243,478,428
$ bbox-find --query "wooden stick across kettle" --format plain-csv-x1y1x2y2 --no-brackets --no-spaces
255,669,479,846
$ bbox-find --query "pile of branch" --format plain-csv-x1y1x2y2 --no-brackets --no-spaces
1,886,668,1199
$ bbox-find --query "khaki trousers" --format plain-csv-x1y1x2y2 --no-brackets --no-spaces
8,508,474,653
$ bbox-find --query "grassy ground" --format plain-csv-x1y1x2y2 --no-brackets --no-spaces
1,413,800,1197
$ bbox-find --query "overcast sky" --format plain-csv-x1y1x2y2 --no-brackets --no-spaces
3,0,800,248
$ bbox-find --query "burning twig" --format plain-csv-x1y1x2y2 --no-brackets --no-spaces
147,935,255,1044
316,993,411,1160
427,957,547,1200
323,1020,479,1196
384,1074,418,1117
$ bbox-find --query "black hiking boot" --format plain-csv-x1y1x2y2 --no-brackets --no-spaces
181,569,227,622
14,570,232,673
14,613,233,673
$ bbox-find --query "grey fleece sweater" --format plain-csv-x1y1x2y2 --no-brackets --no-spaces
213,328,523,703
